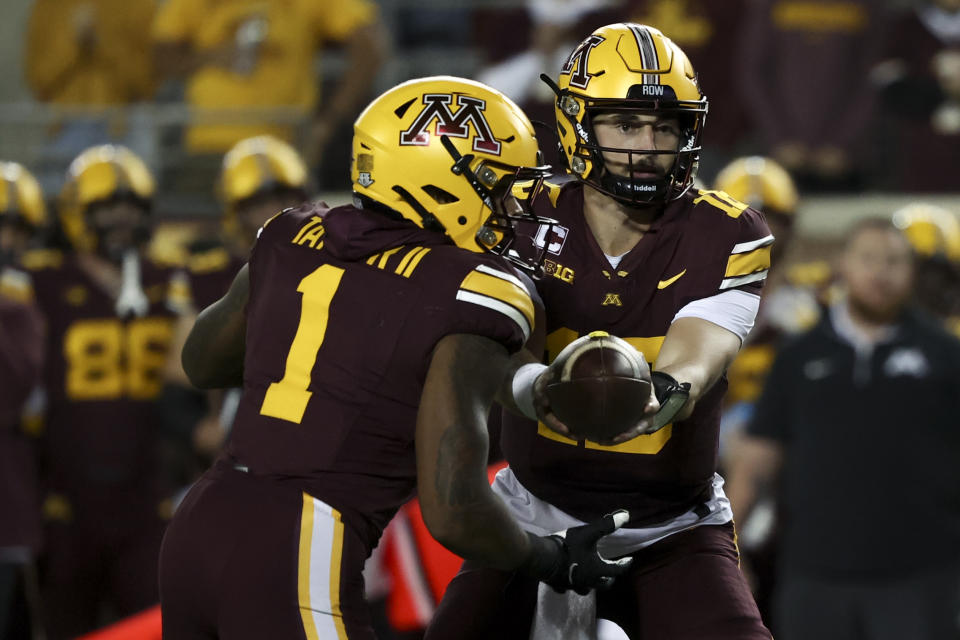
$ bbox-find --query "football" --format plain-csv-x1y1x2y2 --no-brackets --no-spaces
545,331,653,443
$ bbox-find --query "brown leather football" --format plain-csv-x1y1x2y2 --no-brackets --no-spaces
545,331,652,443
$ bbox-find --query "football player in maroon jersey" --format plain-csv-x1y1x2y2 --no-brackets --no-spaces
160,136,311,474
22,146,183,639
159,76,634,639
427,24,772,640
0,162,47,640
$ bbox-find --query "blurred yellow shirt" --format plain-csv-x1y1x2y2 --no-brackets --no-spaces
152,0,377,153
26,0,157,105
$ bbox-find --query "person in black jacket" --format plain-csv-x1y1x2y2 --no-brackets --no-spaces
726,217,960,640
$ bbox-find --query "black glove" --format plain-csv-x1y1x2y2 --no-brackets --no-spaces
648,371,691,433
521,510,633,595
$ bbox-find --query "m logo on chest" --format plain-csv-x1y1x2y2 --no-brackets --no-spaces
602,293,623,307
399,94,501,155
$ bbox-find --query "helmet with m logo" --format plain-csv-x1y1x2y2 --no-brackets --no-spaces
352,76,555,273
545,23,707,207
0,162,47,231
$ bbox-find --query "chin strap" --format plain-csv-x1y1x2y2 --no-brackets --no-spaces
649,371,691,432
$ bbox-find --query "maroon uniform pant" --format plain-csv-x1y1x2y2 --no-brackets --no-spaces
41,492,165,640
425,522,770,640
159,462,374,639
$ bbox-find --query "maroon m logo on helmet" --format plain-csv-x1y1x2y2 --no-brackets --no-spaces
399,94,501,155
561,35,605,89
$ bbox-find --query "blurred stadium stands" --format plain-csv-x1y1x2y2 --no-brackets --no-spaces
0,0,956,234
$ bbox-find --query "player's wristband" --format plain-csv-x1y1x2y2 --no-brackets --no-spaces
520,531,565,583
650,371,692,431
512,362,548,420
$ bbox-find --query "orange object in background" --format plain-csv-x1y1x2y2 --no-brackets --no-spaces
78,605,162,640
382,462,508,632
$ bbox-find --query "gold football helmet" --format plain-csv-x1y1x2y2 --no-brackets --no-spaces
892,203,960,262
714,156,798,217
351,76,554,272
0,161,47,230
218,135,308,234
544,23,707,206
58,145,154,252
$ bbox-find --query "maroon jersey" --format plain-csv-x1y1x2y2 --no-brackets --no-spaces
502,181,772,526
24,250,179,498
0,294,45,550
226,203,537,547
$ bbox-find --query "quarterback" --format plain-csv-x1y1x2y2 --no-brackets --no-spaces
159,77,632,639
428,24,772,640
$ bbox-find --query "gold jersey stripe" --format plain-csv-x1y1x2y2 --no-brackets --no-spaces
329,509,347,638
366,253,379,266
726,245,771,278
297,494,348,640
298,494,319,640
459,270,535,329
401,247,431,278
377,245,404,269
394,246,422,275
694,190,749,219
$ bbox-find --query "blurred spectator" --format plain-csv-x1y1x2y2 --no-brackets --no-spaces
24,145,184,638
25,0,158,189
712,156,815,625
739,0,886,190
151,0,385,166
727,218,960,639
892,202,960,328
0,162,47,640
872,0,960,191
160,135,309,487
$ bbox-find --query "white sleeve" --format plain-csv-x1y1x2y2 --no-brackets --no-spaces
672,289,761,344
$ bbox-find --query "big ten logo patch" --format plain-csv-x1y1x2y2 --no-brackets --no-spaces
534,224,569,255
543,259,575,284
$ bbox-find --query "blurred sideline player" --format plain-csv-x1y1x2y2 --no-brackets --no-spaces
160,136,309,473
710,156,810,625
159,76,634,639
23,146,182,639
892,202,960,333
427,24,772,640
0,162,47,640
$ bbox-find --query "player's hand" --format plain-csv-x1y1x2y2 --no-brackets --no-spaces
531,364,573,438
592,390,660,446
525,510,633,595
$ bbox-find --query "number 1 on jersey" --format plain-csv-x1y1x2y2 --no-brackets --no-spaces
260,264,344,423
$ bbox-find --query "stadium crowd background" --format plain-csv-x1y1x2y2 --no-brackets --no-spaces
1,0,959,638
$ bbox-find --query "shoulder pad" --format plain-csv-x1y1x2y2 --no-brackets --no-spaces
21,249,64,271
692,189,750,219
786,260,832,288
456,262,534,343
188,247,232,274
